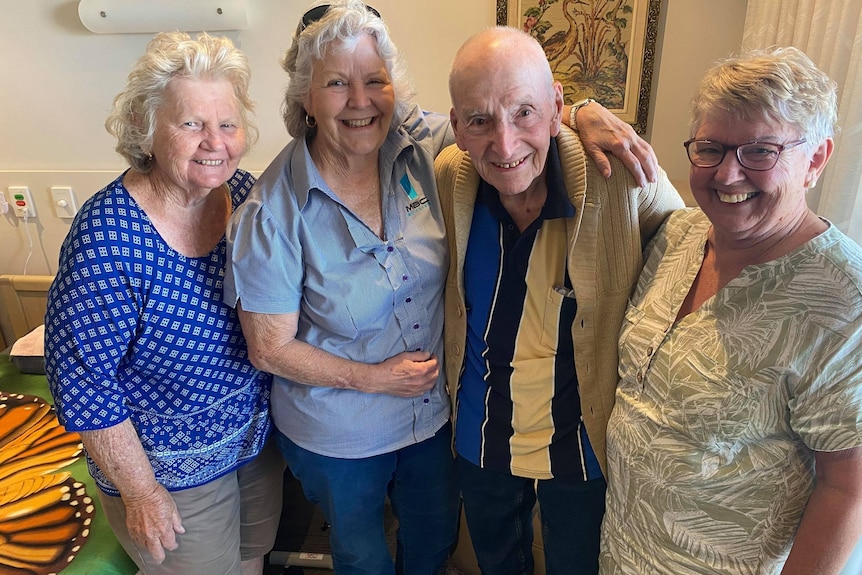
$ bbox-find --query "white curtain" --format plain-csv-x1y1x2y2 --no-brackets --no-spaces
743,0,862,244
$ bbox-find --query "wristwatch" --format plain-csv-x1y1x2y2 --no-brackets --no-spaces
569,98,597,132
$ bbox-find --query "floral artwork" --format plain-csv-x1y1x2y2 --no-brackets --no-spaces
498,0,662,133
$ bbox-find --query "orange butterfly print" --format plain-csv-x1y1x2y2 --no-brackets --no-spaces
0,392,94,575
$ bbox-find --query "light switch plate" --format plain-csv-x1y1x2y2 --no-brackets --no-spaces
50,186,78,219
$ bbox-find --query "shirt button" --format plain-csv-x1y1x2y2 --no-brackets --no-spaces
402,275,408,281
423,398,429,404
636,372,643,383
413,323,419,329
647,346,654,356
387,246,394,252
405,297,412,303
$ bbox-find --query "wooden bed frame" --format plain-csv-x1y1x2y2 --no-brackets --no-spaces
0,274,53,349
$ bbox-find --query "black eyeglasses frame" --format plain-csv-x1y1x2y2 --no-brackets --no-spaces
683,138,807,171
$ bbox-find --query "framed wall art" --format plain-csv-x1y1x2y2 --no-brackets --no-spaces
497,0,663,133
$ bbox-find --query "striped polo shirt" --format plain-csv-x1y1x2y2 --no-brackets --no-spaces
455,141,602,481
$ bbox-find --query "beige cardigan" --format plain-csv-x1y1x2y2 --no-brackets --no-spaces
435,126,684,474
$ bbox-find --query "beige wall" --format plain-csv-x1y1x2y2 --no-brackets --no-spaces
0,0,747,276
648,0,747,204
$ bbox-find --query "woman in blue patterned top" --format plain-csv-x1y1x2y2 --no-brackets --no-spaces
45,32,283,575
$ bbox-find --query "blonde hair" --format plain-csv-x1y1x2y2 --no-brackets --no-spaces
691,46,837,150
106,31,257,173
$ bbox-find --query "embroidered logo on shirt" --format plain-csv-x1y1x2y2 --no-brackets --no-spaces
401,173,429,216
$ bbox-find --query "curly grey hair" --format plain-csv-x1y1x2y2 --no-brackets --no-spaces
105,31,257,173
281,0,414,139
691,46,838,152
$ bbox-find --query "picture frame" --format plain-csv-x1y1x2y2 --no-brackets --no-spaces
497,0,663,134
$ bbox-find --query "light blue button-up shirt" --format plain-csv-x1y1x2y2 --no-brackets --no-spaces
225,105,453,458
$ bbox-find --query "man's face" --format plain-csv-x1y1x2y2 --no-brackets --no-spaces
450,54,563,198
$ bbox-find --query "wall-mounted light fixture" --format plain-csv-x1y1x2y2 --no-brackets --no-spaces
78,0,248,34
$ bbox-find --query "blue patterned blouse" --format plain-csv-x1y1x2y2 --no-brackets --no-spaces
45,170,272,495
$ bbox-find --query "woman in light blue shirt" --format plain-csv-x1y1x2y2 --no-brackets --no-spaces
226,5,453,573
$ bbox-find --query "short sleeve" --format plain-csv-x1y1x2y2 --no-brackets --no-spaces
225,187,304,315
790,316,862,452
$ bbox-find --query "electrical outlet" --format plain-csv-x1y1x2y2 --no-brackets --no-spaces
9,186,36,218
50,186,78,219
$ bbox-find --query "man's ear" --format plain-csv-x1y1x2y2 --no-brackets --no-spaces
549,81,564,137
450,108,468,152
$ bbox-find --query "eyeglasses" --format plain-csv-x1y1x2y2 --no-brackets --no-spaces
300,4,381,31
683,138,807,171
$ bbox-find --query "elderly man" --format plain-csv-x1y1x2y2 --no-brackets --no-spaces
436,26,683,574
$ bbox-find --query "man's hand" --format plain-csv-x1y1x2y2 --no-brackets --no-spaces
574,102,659,188
124,483,185,564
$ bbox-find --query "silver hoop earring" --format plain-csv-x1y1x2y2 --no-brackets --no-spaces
305,114,317,128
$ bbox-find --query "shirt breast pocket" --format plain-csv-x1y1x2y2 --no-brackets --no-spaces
540,285,577,349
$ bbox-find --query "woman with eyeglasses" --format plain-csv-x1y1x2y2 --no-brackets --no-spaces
599,47,862,575
224,1,659,573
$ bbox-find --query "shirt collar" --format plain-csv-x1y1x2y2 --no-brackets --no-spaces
289,118,417,209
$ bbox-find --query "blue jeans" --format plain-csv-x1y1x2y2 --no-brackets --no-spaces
457,456,606,575
276,424,458,575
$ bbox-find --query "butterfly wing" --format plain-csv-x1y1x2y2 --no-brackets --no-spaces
0,393,94,575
